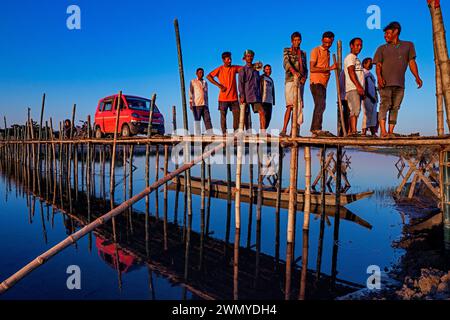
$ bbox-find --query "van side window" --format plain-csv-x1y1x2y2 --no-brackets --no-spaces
103,101,113,112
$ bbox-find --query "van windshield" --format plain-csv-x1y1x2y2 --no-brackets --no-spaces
126,98,151,111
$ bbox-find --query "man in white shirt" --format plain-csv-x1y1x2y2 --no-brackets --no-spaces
344,38,365,136
189,68,213,135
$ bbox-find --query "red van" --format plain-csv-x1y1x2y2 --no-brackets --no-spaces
94,94,165,138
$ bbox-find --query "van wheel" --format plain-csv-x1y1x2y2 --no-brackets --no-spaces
121,124,131,138
95,127,103,139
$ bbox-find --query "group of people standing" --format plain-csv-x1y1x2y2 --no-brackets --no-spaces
189,51,275,135
188,21,422,138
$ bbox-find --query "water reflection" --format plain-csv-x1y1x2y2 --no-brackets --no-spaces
0,154,370,300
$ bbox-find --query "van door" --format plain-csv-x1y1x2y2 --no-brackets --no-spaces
102,99,114,133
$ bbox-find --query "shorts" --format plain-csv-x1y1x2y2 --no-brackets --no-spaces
218,101,240,112
285,81,305,109
346,90,362,117
248,102,263,113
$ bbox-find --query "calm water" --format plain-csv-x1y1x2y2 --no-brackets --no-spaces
0,147,407,300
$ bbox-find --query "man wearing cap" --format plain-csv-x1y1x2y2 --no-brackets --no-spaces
238,49,264,132
373,21,423,138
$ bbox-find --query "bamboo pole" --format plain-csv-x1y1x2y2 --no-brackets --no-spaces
110,91,122,199
174,18,193,235
274,147,283,264
333,54,347,137
39,94,46,141
172,105,181,224
255,152,263,288
330,145,342,291
2,116,6,142
110,92,122,240
234,103,247,230
155,145,160,219
337,40,343,135
232,103,247,300
316,147,327,281
285,77,300,300
434,40,445,136
174,19,189,133
428,1,450,131
5,135,450,147
199,149,205,268
246,161,254,249
147,94,156,136
128,145,134,234
299,146,312,300
164,144,169,251
37,94,46,174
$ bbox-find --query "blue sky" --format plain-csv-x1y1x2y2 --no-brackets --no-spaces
0,0,448,135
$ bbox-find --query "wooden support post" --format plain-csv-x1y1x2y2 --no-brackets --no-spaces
147,94,156,137
316,146,327,281
274,146,283,264
155,144,160,219
285,77,300,300
428,2,450,132
333,54,347,137
443,151,450,250
128,145,134,234
337,40,343,135
164,144,169,251
174,18,193,235
331,146,343,291
110,91,122,238
299,146,311,300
